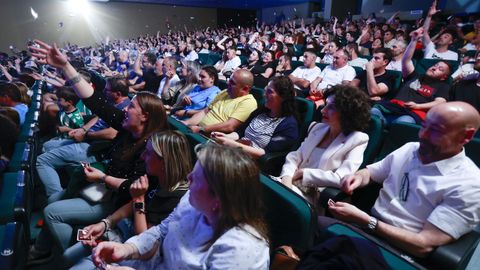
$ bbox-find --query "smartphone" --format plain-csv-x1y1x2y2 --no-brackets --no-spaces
76,229,92,241
80,162,89,168
328,199,335,207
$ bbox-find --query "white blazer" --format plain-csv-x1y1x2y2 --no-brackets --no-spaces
280,122,369,189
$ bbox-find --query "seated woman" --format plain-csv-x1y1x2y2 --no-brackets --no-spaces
91,144,270,269
65,131,192,269
240,49,261,70
27,40,168,266
252,51,275,88
166,60,201,110
211,76,298,159
172,66,220,119
279,85,371,204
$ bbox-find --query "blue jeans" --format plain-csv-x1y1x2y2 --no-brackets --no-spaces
371,107,416,125
42,138,76,153
36,142,97,203
35,198,115,253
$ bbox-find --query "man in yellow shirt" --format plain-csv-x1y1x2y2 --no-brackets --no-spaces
183,69,257,134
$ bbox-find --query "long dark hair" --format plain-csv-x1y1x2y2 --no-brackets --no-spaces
268,76,297,118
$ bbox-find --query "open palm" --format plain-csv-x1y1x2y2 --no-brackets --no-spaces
30,39,68,69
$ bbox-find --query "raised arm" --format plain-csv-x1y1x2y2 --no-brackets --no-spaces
402,28,423,78
31,40,94,99
423,0,441,47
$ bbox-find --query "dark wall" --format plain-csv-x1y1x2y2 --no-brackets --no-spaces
217,8,257,28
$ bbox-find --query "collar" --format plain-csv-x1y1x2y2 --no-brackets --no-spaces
415,147,466,175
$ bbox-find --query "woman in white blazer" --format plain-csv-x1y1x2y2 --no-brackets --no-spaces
280,85,371,204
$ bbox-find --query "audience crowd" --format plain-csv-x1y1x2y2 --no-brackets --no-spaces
1,0,480,268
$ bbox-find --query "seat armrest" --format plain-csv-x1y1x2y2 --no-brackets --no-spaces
258,152,288,177
425,230,480,270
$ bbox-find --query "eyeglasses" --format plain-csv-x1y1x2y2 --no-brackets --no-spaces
399,172,410,201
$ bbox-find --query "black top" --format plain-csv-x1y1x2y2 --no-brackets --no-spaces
449,79,480,112
252,62,275,88
83,89,147,207
355,70,396,99
145,184,188,225
395,72,449,103
142,68,161,94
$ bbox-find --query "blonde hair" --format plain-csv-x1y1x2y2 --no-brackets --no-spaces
197,144,269,247
150,131,192,191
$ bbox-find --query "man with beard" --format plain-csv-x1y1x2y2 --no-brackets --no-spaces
131,51,162,94
327,101,480,257
449,51,480,112
371,27,451,124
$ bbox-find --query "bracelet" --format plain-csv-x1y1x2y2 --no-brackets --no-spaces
101,218,112,233
101,174,107,183
66,74,82,85
81,127,87,133
184,110,189,117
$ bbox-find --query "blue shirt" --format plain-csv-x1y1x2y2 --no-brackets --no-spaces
184,85,220,111
13,103,28,125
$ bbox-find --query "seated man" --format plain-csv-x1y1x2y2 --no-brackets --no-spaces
386,40,406,72
449,52,480,112
182,69,257,134
422,0,458,61
288,49,322,97
156,56,181,105
36,76,130,203
327,101,480,258
309,49,356,104
215,47,241,79
371,28,451,124
350,48,396,100
131,51,162,94
0,82,28,125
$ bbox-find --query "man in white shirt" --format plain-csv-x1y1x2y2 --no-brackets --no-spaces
422,0,458,61
383,28,397,49
346,42,369,69
310,49,356,96
216,47,241,78
329,101,480,258
289,49,322,96
386,40,406,71
157,56,181,104
184,43,198,61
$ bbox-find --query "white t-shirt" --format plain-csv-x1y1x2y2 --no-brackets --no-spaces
349,57,369,69
386,59,402,72
290,66,322,89
157,74,181,100
424,41,459,61
220,56,241,75
184,50,198,61
368,142,480,239
316,64,356,90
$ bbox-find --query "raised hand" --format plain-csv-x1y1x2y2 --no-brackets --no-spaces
428,0,441,17
30,40,68,69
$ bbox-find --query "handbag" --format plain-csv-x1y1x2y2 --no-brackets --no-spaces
79,182,112,203
270,246,300,270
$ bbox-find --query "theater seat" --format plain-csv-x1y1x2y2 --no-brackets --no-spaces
0,222,27,270
261,174,316,252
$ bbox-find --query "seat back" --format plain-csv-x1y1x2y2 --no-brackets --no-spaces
294,97,315,142
198,53,209,65
384,70,403,100
375,122,421,162
216,79,228,91
0,222,26,270
465,138,480,168
167,116,191,134
251,87,265,106
261,174,316,251
207,53,222,66
361,115,384,168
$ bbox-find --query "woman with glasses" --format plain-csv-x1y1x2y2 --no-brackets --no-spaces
279,85,371,205
66,131,192,269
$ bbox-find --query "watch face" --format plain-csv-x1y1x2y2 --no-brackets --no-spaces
134,202,145,210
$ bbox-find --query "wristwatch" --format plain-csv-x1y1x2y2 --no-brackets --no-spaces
133,201,146,214
367,216,378,231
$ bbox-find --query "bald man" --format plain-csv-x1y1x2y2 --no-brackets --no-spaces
183,69,257,134
325,101,480,257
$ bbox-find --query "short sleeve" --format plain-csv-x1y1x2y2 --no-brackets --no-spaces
229,97,257,122
344,67,357,81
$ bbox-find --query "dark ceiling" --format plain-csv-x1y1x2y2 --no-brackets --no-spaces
110,0,322,10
